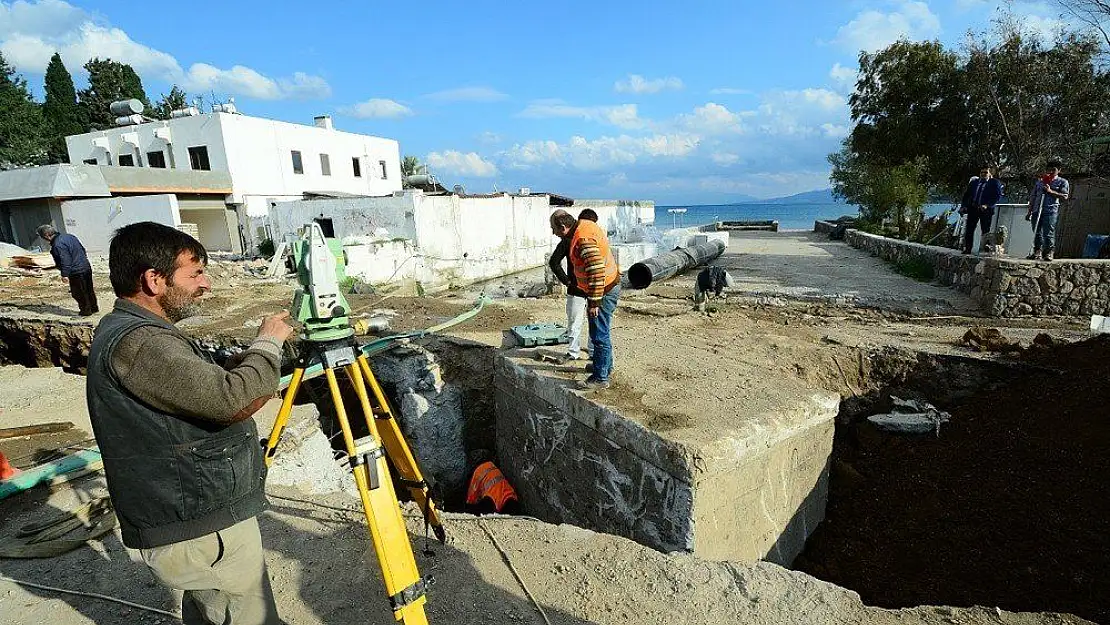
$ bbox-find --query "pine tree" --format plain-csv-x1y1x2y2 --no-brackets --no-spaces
42,53,85,163
0,51,47,169
78,58,151,130
151,85,189,120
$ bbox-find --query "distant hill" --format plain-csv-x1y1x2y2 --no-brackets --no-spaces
745,188,841,204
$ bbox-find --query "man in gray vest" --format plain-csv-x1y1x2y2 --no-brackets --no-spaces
87,221,293,625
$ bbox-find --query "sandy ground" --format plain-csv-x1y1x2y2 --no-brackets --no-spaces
0,231,1101,624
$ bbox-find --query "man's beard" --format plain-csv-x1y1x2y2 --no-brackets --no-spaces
158,284,204,322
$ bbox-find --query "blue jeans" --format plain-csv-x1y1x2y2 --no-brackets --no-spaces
587,284,620,382
1032,209,1058,251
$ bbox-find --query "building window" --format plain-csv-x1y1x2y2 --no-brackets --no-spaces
352,157,361,178
320,153,331,176
188,146,211,171
147,151,167,168
83,158,97,165
291,150,304,174
117,154,135,167
379,160,388,179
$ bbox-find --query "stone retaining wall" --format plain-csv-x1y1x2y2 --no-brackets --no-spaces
821,223,1110,317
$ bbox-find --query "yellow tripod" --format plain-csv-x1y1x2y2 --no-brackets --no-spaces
263,338,444,623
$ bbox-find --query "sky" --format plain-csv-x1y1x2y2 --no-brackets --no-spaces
0,0,1076,204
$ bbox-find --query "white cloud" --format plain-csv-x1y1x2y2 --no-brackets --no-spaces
504,133,699,171
829,62,857,88
832,0,942,53
711,152,741,165
423,86,508,102
427,150,499,177
0,0,330,100
338,98,413,119
477,131,503,144
519,101,645,130
756,88,848,136
678,103,746,135
613,74,684,94
709,87,752,95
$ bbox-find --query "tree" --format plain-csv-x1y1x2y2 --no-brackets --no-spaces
0,51,47,169
42,53,85,163
829,141,928,237
1057,0,1110,48
78,58,150,130
150,85,189,120
401,155,426,187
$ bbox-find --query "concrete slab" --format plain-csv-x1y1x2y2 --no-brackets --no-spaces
495,346,839,565
712,231,976,314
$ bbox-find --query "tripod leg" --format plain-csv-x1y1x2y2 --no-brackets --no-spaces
263,367,305,467
354,356,445,540
323,369,429,624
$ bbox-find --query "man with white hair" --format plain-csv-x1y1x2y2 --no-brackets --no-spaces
36,224,98,316
694,266,734,312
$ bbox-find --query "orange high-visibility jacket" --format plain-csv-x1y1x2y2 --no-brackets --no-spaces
466,461,518,512
569,219,619,302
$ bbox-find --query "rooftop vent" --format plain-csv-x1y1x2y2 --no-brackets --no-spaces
314,115,334,130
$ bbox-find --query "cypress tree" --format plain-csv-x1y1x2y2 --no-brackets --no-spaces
42,53,85,163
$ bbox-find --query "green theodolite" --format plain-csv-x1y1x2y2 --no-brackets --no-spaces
289,222,355,342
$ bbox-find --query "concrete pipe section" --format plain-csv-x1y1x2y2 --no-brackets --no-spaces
627,240,726,289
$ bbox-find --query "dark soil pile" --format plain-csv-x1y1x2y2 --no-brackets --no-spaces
795,335,1110,624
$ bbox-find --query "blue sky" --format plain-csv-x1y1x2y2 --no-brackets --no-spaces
0,0,1072,203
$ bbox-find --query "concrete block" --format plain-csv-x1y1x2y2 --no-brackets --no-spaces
494,356,839,565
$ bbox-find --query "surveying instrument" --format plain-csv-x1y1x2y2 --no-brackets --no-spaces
263,222,444,624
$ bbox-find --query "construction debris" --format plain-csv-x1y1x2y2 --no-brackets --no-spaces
8,254,55,270
867,396,951,436
960,326,1022,353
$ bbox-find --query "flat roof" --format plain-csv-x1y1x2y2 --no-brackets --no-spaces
0,164,232,202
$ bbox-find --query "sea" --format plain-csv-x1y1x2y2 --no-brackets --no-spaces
655,203,953,231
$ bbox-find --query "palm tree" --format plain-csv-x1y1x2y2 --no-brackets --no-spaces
402,155,425,180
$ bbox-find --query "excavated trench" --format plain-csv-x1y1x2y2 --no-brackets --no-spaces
2,314,1106,622
795,337,1110,624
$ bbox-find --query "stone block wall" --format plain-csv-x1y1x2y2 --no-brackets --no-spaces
833,227,1110,317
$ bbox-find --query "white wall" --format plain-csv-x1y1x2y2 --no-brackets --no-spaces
573,199,655,241
60,194,181,254
270,195,417,244
179,209,234,252
65,112,402,217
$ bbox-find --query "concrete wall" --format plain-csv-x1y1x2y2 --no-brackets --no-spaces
270,195,417,243
573,200,655,240
65,112,401,216
494,354,839,565
179,208,234,252
60,195,181,254
838,227,1110,317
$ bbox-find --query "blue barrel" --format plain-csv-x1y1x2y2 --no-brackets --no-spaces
1082,234,1109,258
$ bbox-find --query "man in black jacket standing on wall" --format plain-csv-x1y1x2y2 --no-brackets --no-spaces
36,224,98,316
87,221,294,625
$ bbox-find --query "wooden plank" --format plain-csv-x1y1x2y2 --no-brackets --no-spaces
0,449,102,500
0,422,75,440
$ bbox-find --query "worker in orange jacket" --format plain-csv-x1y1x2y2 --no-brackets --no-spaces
549,210,621,390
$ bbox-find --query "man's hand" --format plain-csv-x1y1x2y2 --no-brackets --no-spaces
588,304,600,319
258,311,294,343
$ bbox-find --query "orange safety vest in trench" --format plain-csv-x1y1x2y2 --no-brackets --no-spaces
568,220,619,296
466,461,518,512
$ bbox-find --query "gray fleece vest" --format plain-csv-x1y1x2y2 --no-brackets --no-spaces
87,307,267,549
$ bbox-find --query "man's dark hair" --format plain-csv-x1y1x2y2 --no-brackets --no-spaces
1047,160,1062,170
109,222,208,297
551,212,577,231
979,166,992,174
577,208,599,222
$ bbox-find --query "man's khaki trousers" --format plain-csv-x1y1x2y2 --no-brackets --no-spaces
139,517,280,625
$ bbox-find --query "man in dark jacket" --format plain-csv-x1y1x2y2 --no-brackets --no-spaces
959,166,1003,255
36,225,98,316
86,221,293,625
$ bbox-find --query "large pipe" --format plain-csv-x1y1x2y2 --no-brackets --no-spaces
627,240,725,289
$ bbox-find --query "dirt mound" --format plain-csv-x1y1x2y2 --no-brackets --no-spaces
796,335,1110,623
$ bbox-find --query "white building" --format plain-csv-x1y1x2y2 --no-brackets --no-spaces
65,111,402,221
